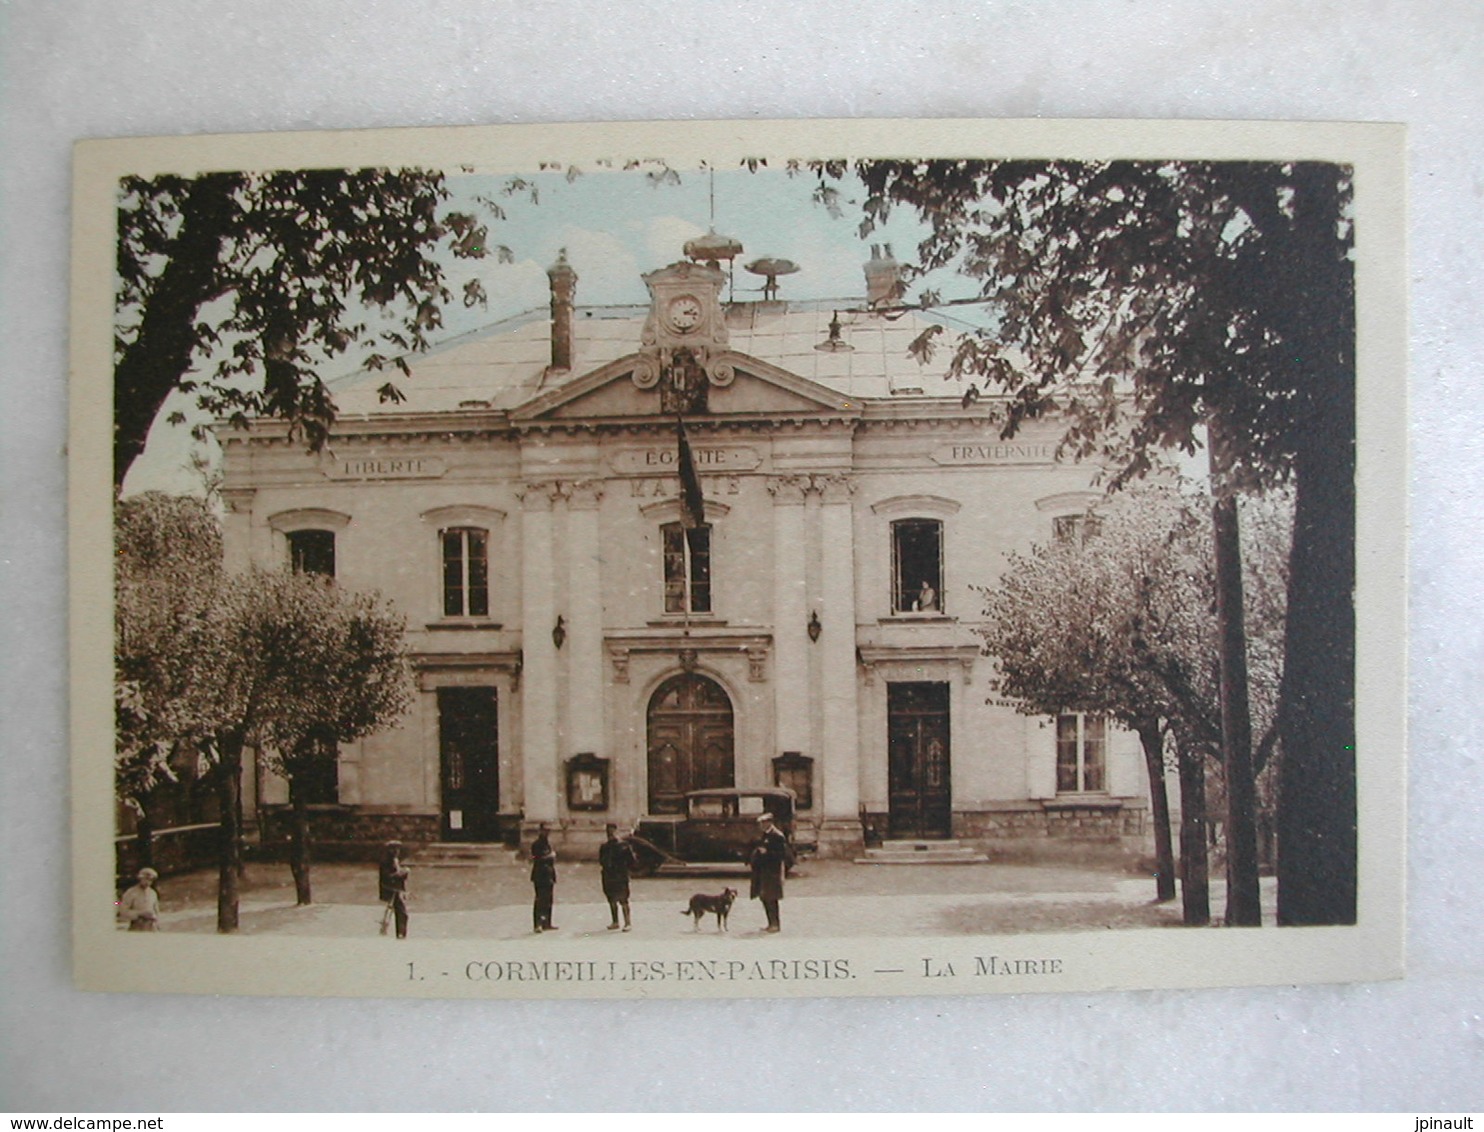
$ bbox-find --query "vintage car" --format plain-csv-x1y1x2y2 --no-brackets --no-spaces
629,787,809,875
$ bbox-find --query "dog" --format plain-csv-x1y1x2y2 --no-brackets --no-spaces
680,888,738,932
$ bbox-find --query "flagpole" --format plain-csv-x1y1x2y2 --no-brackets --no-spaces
676,412,706,650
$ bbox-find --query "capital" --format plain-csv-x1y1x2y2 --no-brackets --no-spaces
566,480,605,510
766,475,812,505
517,481,557,511
814,473,856,503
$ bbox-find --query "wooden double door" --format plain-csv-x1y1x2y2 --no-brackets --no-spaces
888,682,952,839
647,673,734,814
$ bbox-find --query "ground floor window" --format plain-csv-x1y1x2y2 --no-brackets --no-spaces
291,745,340,805
1056,713,1107,793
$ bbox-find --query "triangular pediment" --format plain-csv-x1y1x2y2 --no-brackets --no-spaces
511,350,861,423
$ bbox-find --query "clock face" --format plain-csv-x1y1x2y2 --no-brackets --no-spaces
666,294,704,332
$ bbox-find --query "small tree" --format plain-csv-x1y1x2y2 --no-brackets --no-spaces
218,571,414,907
979,486,1288,925
114,493,228,867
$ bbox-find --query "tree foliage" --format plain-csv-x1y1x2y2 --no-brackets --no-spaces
220,571,415,772
836,157,1356,924
114,492,227,807
981,486,1288,770
980,485,1290,921
840,159,1353,495
114,168,503,487
114,491,414,925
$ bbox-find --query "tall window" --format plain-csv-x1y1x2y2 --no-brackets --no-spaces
291,732,340,805
1056,713,1107,793
892,518,943,613
442,527,489,617
287,529,336,577
662,522,711,614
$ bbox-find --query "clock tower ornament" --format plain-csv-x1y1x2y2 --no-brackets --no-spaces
633,260,735,402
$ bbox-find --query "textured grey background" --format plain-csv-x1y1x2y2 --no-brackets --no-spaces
2,0,1479,1112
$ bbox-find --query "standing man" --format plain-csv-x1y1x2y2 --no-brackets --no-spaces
378,840,410,939
749,813,790,933
530,823,558,933
598,823,638,932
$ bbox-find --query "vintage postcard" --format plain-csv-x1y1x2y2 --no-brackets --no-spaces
72,118,1407,1000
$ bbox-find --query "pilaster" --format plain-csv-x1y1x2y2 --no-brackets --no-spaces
768,475,811,757
816,473,861,823
564,480,606,762
518,481,561,821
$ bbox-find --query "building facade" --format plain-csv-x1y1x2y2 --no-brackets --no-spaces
219,251,1152,859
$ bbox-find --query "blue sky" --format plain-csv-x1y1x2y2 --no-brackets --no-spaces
434,164,940,333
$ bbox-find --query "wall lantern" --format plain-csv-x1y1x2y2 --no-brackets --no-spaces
807,610,822,643
552,615,566,650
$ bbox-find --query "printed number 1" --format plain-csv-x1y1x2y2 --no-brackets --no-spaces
407,962,415,980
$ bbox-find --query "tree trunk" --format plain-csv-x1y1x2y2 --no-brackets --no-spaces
134,806,155,874
1176,745,1211,926
1276,448,1356,924
1210,425,1263,927
215,732,244,933
114,174,239,488
290,780,313,906
1135,720,1177,903
1276,168,1358,927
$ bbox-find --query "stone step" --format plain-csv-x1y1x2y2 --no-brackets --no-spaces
855,842,989,865
879,839,967,852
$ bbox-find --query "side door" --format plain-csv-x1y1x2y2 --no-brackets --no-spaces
438,686,500,841
887,682,952,839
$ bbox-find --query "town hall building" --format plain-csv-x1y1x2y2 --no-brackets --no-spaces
217,244,1153,859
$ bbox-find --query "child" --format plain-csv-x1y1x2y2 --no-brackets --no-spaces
119,867,160,931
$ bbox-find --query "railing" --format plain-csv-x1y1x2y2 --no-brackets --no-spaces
114,822,224,884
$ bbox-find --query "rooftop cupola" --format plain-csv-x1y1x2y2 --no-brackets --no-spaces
547,249,578,374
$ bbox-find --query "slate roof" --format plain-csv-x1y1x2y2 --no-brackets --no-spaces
327,299,980,417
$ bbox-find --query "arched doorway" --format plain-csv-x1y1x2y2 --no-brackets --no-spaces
647,673,735,814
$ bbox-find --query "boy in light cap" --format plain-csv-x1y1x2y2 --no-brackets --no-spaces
119,867,160,931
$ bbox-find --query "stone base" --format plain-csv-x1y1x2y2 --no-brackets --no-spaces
520,817,626,860
808,817,866,860
257,806,440,861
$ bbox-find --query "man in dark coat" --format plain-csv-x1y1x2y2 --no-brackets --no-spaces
598,822,638,931
530,823,558,933
749,813,789,933
378,841,410,939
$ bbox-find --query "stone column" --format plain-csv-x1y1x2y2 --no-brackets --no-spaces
565,480,606,760
519,481,560,823
817,474,861,838
768,476,811,760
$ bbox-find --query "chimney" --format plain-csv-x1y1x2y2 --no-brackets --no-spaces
547,250,578,373
864,243,901,309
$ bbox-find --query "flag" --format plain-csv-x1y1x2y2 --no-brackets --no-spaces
676,415,706,530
